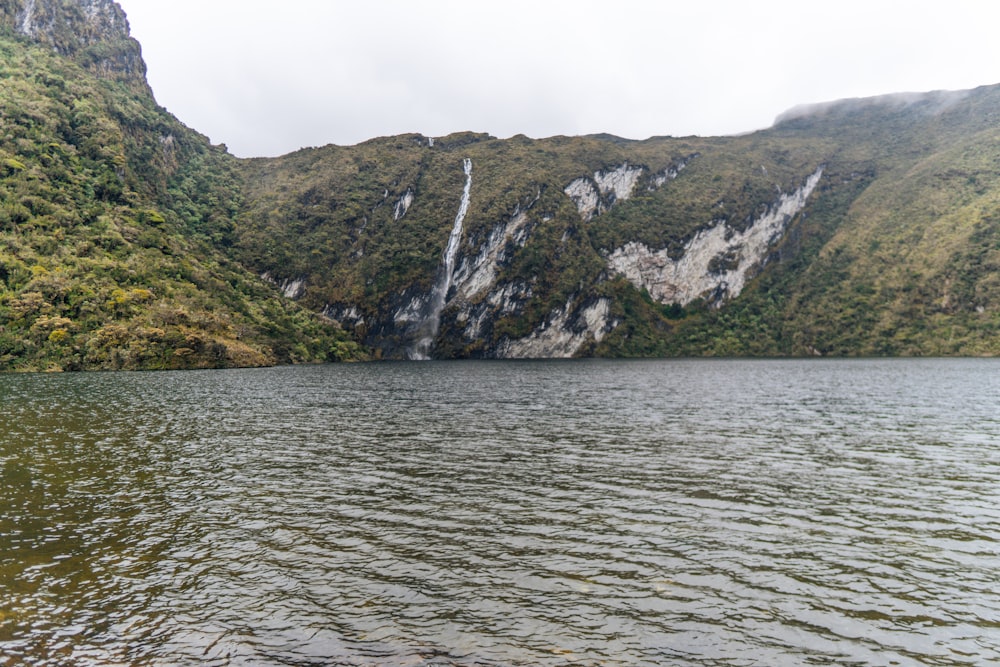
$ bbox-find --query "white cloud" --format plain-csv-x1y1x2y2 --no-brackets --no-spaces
117,0,1000,157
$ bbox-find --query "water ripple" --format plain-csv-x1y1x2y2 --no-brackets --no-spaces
1,359,999,665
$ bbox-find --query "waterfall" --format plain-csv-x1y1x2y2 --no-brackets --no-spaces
408,158,473,360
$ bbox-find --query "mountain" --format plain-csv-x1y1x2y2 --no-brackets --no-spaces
2,0,998,370
0,0,144,84
0,0,364,370
236,88,1000,359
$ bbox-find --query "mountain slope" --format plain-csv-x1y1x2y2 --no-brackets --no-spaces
770,100,1000,355
3,0,999,367
235,85,1000,359
0,4,363,371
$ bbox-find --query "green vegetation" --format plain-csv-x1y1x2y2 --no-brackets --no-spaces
644,92,1000,358
0,33,363,371
2,1,999,367
236,87,1000,359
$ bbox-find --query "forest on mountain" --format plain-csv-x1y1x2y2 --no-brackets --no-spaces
1,0,998,370
0,13,363,370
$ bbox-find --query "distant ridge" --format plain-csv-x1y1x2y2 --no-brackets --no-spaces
774,87,978,126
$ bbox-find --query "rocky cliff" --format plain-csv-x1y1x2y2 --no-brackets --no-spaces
1,0,146,85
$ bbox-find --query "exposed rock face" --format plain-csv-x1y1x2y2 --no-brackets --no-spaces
607,168,824,306
446,208,621,358
323,305,365,328
452,205,534,304
595,163,644,202
494,298,617,359
393,189,414,221
455,281,533,341
262,273,307,300
4,0,147,83
650,157,694,189
564,177,603,222
565,157,695,221
565,162,645,221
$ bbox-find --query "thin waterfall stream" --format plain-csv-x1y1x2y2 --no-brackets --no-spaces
409,157,473,360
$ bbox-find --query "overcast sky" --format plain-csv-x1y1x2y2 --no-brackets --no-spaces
115,0,1000,158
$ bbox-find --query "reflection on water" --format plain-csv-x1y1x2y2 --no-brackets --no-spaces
1,359,999,666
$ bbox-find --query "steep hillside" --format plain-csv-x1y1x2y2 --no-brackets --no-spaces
235,86,1000,358
685,88,1000,356
0,0,146,87
3,0,998,367
0,2,363,371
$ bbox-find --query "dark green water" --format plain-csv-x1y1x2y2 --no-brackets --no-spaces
1,359,998,666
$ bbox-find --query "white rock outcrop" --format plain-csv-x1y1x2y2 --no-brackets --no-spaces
18,0,36,36
261,273,307,300
393,189,414,221
323,305,365,328
451,208,532,304
394,292,429,327
495,298,616,359
565,159,694,221
280,278,306,300
565,162,645,221
595,163,645,203
457,282,534,340
650,156,693,189
607,168,823,306
565,178,602,221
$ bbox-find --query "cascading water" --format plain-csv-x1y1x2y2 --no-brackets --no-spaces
408,158,473,360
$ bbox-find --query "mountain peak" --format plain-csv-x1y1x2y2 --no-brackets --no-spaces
2,0,147,84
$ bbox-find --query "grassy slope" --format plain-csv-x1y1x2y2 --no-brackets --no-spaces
4,0,998,364
664,86,1000,356
235,85,1000,358
235,130,837,355
0,35,364,370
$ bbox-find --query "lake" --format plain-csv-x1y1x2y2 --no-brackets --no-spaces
1,359,998,666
